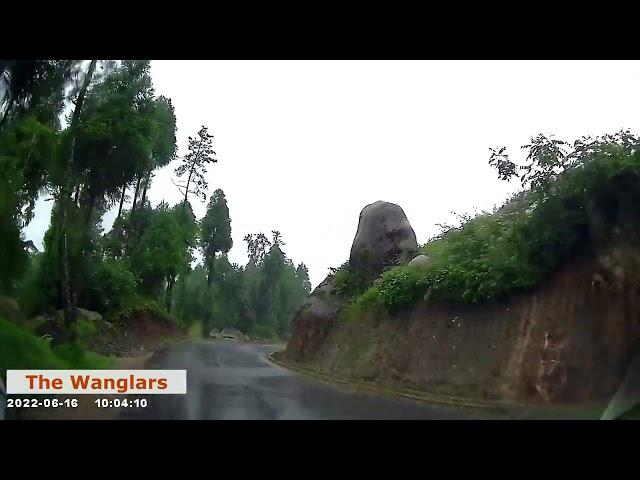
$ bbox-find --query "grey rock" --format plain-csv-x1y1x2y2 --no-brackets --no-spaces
220,328,245,341
349,201,418,281
76,308,103,322
409,254,433,270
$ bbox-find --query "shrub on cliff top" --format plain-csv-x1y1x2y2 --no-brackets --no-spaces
331,262,369,300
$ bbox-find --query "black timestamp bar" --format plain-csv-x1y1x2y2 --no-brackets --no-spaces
95,398,148,408
7,398,78,408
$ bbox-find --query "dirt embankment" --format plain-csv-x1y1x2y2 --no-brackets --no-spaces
89,308,186,357
285,245,640,405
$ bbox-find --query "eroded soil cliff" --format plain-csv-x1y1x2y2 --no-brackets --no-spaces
285,194,640,404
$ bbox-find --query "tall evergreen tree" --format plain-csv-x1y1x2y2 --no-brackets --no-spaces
200,188,232,335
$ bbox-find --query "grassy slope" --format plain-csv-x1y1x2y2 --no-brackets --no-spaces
0,317,111,383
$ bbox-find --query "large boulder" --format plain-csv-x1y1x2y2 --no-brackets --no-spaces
286,201,418,362
349,201,418,281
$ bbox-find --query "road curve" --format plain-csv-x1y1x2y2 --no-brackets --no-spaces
121,340,483,420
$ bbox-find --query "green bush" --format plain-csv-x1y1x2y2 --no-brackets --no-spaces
0,317,112,383
72,316,99,346
16,253,50,318
108,294,173,325
0,317,67,381
93,258,139,313
331,262,370,300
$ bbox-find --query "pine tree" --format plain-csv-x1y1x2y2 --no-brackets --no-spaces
174,125,217,207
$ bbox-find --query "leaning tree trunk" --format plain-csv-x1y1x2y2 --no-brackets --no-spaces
61,59,97,329
0,91,16,133
117,182,127,218
131,175,142,212
182,169,193,211
84,191,96,224
165,276,176,312
204,259,215,338
140,171,151,208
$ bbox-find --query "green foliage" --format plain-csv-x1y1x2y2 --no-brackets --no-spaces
331,262,369,300
130,205,193,295
350,130,640,313
0,207,28,294
187,321,203,339
51,342,112,369
173,232,310,339
73,316,98,345
247,324,276,340
150,95,178,168
16,253,47,317
201,188,233,270
174,125,217,203
93,258,139,312
243,232,272,265
0,114,59,294
74,60,158,204
0,317,66,381
1,60,79,132
35,200,107,313
172,265,215,326
0,61,188,370
108,294,171,325
0,317,110,383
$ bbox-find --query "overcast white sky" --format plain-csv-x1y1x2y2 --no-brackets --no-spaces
23,60,640,288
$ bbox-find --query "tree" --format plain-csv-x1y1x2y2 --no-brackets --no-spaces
137,95,177,211
129,202,193,310
200,188,232,336
271,230,285,248
296,262,312,295
201,189,233,284
59,59,97,328
243,232,271,266
0,60,73,133
174,125,217,207
0,61,81,294
74,60,157,221
490,134,570,192
488,146,518,182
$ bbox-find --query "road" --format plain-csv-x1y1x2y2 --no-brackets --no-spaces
121,340,485,420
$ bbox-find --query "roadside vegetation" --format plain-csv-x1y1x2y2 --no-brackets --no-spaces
337,130,640,316
0,60,312,374
0,317,111,383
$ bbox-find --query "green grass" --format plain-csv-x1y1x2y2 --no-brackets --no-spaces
187,321,203,339
51,342,112,369
0,317,111,382
247,324,279,342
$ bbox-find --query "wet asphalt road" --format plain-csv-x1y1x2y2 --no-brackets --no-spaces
121,340,483,420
